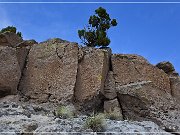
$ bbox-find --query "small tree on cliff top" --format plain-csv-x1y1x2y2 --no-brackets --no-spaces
78,7,117,47
0,26,22,38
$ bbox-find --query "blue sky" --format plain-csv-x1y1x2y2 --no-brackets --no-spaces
0,1,180,73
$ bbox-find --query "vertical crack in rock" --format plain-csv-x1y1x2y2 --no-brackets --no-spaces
73,46,83,104
17,47,31,96
107,54,125,120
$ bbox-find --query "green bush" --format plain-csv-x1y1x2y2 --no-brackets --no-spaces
56,105,74,119
0,26,23,38
78,7,117,47
85,113,106,132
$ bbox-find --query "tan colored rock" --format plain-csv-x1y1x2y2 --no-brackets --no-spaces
103,71,117,99
170,76,180,103
74,47,110,103
0,46,21,97
112,54,171,93
16,46,31,72
116,81,180,132
16,39,37,48
0,32,23,47
156,61,175,75
19,39,79,103
16,40,37,72
104,98,123,120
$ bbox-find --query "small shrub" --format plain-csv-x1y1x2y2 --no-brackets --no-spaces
85,113,106,132
56,105,74,119
0,26,23,38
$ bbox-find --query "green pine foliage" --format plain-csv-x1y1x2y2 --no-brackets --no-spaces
78,7,117,47
0,26,23,38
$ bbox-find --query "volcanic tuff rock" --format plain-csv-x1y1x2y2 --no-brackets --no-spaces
74,47,110,111
156,61,175,75
19,40,79,103
104,98,123,120
103,71,117,100
0,33,180,133
112,54,171,93
0,32,23,47
0,46,21,97
112,54,180,131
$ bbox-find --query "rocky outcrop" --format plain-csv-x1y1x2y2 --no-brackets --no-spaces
19,40,79,103
74,47,110,111
104,98,123,120
0,46,21,97
112,54,171,93
1,34,180,133
112,54,180,131
0,32,23,47
156,61,175,75
156,61,180,103
103,71,117,100
116,81,180,132
170,76,180,103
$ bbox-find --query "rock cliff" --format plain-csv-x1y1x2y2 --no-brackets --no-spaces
0,32,180,134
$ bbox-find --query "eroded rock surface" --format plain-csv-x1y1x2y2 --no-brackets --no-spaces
103,71,117,100
0,32,23,47
156,61,175,75
116,81,180,132
104,98,123,120
74,47,110,112
19,39,79,103
0,46,21,97
112,54,171,93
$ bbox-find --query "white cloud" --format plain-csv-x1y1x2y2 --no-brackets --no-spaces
0,5,12,29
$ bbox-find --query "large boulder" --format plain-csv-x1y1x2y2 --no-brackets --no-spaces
103,71,117,100
16,40,37,72
169,76,180,103
74,47,110,111
74,47,111,102
112,54,171,93
0,32,23,47
112,54,180,131
156,61,180,103
0,46,21,97
156,61,175,75
19,39,79,103
116,81,180,132
104,98,123,120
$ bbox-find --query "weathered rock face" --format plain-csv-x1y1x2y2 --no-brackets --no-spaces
156,61,175,75
19,40,79,103
112,54,180,131
170,76,180,103
112,54,171,93
0,46,21,97
103,71,117,100
16,40,37,72
116,81,180,132
156,61,180,104
0,32,23,47
104,98,123,120
74,47,110,110
16,40,37,47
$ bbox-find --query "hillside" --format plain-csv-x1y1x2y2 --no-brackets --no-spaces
0,32,180,134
